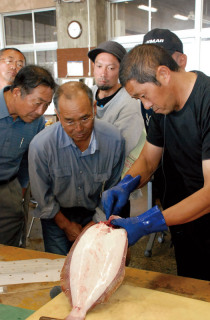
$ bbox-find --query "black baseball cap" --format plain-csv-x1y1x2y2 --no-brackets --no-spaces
88,40,126,63
143,28,183,55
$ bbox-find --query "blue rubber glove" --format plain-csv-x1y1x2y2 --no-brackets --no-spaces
111,205,168,246
102,175,141,219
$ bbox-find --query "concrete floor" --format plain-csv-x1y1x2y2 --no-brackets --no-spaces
26,185,177,276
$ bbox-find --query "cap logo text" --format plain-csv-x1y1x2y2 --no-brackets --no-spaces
145,39,164,44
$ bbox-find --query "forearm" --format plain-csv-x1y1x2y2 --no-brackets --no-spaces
54,211,83,242
126,141,161,188
163,186,210,226
54,211,72,231
126,154,155,188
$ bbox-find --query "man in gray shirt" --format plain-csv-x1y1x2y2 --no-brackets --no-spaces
29,81,125,255
88,40,144,158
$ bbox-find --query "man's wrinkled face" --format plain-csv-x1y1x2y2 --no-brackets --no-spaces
57,92,94,146
125,79,177,115
93,52,120,90
0,49,25,86
13,85,53,122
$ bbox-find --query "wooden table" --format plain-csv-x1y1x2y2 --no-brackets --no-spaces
0,244,210,312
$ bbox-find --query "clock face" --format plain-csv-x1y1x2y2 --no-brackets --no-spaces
67,21,82,39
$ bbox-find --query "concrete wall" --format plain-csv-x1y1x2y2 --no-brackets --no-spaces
0,0,55,13
55,0,107,78
56,0,107,49
0,0,107,78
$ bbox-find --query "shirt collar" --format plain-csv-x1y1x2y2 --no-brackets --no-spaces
81,129,97,156
58,122,98,155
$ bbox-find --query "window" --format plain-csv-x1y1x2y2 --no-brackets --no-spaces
108,0,195,37
108,0,210,75
4,14,33,45
2,9,57,79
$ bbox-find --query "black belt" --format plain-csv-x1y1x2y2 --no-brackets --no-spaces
0,174,18,185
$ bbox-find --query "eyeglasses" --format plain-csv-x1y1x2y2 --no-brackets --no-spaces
63,115,94,127
0,58,24,69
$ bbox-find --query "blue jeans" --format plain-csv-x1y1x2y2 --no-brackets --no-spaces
41,207,95,255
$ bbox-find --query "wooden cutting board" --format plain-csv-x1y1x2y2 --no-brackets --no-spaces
26,284,210,320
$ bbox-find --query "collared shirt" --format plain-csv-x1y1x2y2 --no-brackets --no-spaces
0,87,45,187
29,119,125,219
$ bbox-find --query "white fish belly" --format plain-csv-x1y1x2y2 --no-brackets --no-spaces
69,223,127,313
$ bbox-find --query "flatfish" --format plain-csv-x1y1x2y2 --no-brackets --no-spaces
60,222,128,320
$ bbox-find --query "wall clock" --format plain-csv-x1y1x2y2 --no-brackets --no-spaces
67,21,82,39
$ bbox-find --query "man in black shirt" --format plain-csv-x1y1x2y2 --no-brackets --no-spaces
141,29,188,210
102,44,210,281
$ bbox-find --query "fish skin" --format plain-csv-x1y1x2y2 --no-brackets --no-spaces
61,222,128,320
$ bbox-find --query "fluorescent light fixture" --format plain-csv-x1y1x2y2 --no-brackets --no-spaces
173,14,188,21
138,5,158,12
108,0,133,3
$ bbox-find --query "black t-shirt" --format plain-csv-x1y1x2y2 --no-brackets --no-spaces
147,71,210,198
96,87,122,108
141,98,186,208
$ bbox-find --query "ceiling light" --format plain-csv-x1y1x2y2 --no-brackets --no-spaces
107,0,133,3
138,5,158,12
173,14,188,21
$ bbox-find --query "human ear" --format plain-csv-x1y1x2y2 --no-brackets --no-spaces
156,66,170,85
178,54,187,70
55,108,60,121
12,87,21,98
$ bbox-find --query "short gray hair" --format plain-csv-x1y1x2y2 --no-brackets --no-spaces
53,81,93,114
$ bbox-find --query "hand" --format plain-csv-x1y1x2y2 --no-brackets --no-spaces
102,175,141,219
111,205,168,246
64,221,83,242
54,211,82,242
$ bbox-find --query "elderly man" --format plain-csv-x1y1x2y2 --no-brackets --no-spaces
0,65,56,247
0,48,26,90
102,44,210,281
28,81,125,255
88,40,144,158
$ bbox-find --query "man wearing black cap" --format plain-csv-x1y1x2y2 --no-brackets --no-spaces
102,43,210,281
142,28,187,133
141,29,188,211
88,40,144,158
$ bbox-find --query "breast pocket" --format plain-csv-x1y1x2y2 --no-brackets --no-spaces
50,167,72,195
91,172,111,197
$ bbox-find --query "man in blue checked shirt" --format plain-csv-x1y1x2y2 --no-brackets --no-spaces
28,81,125,255
0,65,56,247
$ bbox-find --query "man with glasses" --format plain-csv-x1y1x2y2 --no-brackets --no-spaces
28,81,125,255
0,65,56,248
0,48,26,90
